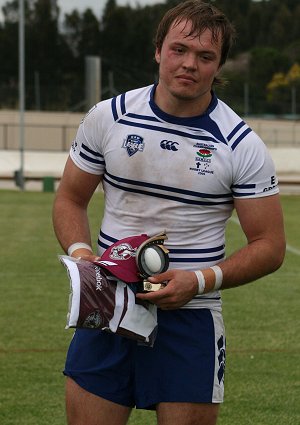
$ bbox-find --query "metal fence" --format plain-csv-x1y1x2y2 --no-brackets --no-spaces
0,122,78,151
1,119,300,151
246,118,300,147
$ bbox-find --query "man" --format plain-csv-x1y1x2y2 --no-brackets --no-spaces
53,1,285,424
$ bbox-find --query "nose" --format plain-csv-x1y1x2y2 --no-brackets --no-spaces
182,52,197,70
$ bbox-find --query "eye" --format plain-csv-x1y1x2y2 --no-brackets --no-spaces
200,53,216,62
171,45,185,54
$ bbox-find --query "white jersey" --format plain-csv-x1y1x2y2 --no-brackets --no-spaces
70,84,279,310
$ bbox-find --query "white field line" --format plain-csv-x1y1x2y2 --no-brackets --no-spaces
286,244,300,256
229,217,300,256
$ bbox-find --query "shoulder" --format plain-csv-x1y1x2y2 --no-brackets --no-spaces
81,85,153,127
211,97,265,153
109,84,154,121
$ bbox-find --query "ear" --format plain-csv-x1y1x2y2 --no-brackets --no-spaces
155,48,161,64
215,64,222,79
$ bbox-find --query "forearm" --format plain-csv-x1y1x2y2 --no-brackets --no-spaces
53,196,93,256
138,196,285,309
137,237,285,308
52,157,102,257
201,237,285,293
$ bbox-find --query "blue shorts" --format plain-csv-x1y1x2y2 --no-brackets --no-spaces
64,308,226,409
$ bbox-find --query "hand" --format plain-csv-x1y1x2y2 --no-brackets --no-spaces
70,249,97,263
136,269,198,309
78,253,100,262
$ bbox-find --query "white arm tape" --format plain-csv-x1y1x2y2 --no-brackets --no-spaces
67,242,93,256
194,270,206,295
210,265,223,290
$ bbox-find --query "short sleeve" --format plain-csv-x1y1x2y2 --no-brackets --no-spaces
231,132,279,199
70,104,105,175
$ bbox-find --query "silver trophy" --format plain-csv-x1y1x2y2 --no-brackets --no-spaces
136,232,169,292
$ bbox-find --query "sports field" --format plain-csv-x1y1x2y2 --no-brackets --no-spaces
0,190,299,425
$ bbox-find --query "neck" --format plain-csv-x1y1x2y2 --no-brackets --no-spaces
154,83,212,117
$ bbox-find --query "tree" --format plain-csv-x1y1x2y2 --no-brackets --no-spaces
248,47,291,113
269,4,293,48
267,63,300,114
63,8,101,59
26,0,74,109
0,0,300,112
0,0,30,107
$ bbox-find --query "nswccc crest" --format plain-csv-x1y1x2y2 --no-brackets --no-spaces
122,134,145,157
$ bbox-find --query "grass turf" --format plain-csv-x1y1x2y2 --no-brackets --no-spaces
0,190,299,424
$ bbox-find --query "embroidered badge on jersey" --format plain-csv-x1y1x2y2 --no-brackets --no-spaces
122,134,145,157
190,143,216,176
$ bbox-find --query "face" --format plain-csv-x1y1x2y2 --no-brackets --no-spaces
155,19,222,116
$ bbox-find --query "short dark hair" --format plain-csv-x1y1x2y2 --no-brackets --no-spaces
155,0,235,67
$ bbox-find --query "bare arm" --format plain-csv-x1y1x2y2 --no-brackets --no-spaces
137,194,286,309
52,157,103,257
217,193,286,289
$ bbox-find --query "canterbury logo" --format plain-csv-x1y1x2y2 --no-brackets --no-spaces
160,140,179,151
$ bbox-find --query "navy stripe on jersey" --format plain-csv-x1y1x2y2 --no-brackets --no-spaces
170,245,225,254
111,96,118,121
98,231,118,251
231,128,252,151
104,172,233,206
98,232,225,265
118,118,222,143
79,143,105,165
195,296,222,300
120,93,126,115
169,244,225,263
227,120,252,151
227,121,246,140
232,183,256,189
231,190,256,197
149,85,228,145
171,253,225,263
98,239,110,250
100,230,117,244
106,171,231,199
104,176,232,206
231,183,256,197
111,85,225,144
111,93,126,121
111,85,227,146
126,113,161,122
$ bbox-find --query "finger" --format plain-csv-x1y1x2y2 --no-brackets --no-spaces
148,270,174,283
79,254,98,262
136,286,170,301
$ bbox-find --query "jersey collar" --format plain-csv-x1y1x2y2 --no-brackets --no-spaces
149,83,218,127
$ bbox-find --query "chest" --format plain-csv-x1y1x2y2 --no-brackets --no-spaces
102,124,233,194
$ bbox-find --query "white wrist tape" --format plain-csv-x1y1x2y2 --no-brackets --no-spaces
67,242,92,256
210,265,223,290
194,270,206,295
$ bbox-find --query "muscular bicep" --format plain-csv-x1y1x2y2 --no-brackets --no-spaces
53,157,103,252
214,194,286,288
234,194,286,250
56,156,103,208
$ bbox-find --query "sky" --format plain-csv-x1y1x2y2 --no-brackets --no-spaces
54,0,162,17
0,0,162,21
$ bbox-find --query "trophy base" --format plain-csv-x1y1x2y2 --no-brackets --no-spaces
137,280,166,293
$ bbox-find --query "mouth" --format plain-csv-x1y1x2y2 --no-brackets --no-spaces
176,75,197,84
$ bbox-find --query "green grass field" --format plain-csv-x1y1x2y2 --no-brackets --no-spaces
0,190,299,425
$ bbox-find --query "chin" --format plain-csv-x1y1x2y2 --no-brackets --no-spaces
171,90,201,101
